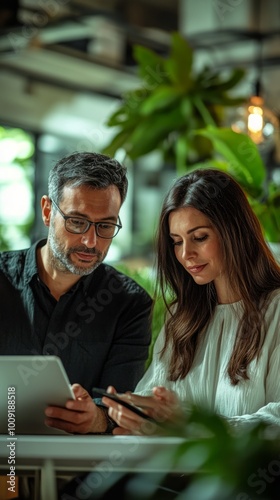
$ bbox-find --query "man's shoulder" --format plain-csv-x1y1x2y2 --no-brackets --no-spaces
0,246,31,283
94,263,152,302
0,247,27,267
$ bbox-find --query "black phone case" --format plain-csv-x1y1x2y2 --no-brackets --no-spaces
92,387,155,421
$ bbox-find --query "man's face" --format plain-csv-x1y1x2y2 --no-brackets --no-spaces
44,184,122,276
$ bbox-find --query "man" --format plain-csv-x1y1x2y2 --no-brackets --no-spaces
0,151,152,434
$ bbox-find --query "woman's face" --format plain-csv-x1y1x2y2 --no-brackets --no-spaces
169,207,230,303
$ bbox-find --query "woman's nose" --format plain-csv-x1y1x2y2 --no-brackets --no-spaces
181,241,196,260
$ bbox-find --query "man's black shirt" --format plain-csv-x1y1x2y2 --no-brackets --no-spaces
0,240,152,394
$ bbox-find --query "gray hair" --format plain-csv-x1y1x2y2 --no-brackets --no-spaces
48,152,128,204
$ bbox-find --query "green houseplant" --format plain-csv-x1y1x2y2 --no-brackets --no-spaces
115,263,166,367
102,32,246,173
102,33,280,244
195,126,280,244
87,404,280,499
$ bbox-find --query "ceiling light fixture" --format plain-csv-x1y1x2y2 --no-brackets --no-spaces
231,75,279,154
230,0,279,156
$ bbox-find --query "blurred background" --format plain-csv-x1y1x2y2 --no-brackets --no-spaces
0,0,279,263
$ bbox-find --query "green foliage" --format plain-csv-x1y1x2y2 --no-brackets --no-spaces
250,183,280,243
0,126,34,166
162,410,280,500
197,126,266,195
193,127,280,242
0,221,33,251
102,32,280,242
0,126,35,251
102,32,246,170
157,408,279,500
97,405,280,499
115,263,167,367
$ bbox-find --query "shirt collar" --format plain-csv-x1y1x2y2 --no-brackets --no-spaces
23,239,46,285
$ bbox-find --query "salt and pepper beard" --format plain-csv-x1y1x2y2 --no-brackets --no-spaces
47,219,107,276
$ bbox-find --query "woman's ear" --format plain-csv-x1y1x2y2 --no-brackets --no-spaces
41,195,52,227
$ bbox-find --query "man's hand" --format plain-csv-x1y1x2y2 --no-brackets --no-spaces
44,383,107,434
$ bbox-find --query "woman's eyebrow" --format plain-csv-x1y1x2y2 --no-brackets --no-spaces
170,225,210,237
187,225,210,234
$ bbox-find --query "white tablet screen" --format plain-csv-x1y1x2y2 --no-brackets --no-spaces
0,355,75,435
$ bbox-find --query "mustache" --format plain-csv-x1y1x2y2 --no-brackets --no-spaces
69,247,101,256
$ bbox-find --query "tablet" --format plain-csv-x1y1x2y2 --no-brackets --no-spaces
0,355,75,435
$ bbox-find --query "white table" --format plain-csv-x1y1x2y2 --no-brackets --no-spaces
0,434,186,500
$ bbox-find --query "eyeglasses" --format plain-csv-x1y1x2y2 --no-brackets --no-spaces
51,199,122,239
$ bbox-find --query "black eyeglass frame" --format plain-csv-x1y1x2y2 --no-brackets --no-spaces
50,199,122,239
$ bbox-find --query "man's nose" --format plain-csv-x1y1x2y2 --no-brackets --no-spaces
80,224,97,247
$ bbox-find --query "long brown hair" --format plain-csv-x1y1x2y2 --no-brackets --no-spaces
156,168,280,385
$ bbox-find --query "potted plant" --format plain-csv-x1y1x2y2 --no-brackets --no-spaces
102,33,280,246
102,32,246,171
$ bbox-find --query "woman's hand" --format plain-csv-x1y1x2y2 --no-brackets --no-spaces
44,383,107,434
103,385,182,435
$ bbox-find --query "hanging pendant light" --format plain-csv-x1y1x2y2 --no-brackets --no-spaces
231,78,279,153
229,7,279,156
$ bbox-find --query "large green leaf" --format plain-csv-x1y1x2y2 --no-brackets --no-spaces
252,200,280,242
133,45,168,85
198,91,247,106
197,127,266,195
105,107,142,138
164,33,193,90
195,67,223,88
139,85,183,116
114,89,152,118
252,188,280,242
175,133,190,175
204,68,245,92
192,96,217,126
180,97,193,119
106,105,131,127
127,107,185,159
101,129,131,157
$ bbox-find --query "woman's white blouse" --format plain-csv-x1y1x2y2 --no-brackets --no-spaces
135,290,280,428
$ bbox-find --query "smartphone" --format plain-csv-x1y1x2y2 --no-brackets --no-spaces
92,387,156,422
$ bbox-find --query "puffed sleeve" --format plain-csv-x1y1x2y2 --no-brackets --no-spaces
135,325,173,395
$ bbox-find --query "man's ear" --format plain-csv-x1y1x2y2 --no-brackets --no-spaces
41,195,52,227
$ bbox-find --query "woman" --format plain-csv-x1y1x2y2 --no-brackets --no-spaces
103,168,280,434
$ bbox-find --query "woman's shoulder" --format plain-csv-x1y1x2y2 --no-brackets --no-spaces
263,288,280,326
266,288,280,306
